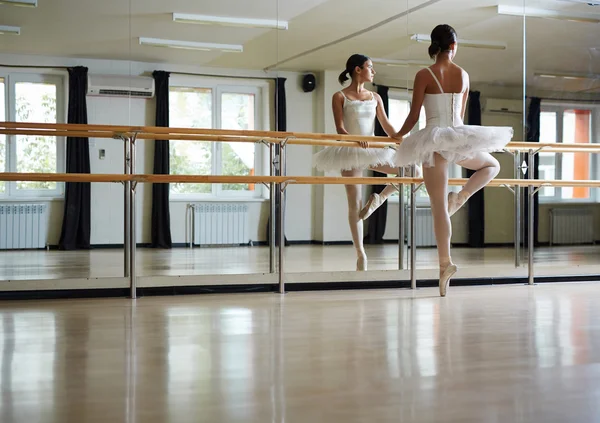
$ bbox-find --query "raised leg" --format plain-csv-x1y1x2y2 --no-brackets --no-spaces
449,152,501,216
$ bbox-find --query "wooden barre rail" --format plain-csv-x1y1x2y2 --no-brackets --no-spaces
2,172,600,188
2,121,600,153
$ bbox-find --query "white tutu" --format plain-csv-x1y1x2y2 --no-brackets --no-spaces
313,145,396,172
393,125,514,168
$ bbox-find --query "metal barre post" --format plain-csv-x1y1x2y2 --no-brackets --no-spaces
124,137,131,278
270,143,277,274
514,151,521,268
129,136,137,299
278,141,288,294
398,167,405,270
527,149,535,285
410,166,417,290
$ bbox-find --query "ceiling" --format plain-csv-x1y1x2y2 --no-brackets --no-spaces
0,0,598,93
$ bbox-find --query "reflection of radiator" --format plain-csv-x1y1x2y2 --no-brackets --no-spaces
405,206,436,247
0,204,48,250
191,203,249,246
549,208,595,246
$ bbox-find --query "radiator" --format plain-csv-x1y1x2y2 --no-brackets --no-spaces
0,204,48,250
405,206,436,247
191,203,250,247
549,208,595,246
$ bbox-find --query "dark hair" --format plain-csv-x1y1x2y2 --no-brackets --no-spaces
338,54,370,85
428,24,457,58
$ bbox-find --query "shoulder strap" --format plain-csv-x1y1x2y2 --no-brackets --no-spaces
339,90,347,99
426,67,444,93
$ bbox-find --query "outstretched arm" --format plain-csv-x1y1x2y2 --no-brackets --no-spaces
393,70,427,141
374,92,397,137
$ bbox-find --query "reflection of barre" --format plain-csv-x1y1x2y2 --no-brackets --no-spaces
2,121,600,152
1,172,600,188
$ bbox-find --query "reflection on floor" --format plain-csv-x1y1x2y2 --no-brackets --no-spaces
0,283,599,422
0,244,599,280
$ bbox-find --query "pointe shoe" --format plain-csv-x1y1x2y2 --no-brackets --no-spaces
357,254,368,271
359,193,384,220
448,192,466,217
439,263,458,297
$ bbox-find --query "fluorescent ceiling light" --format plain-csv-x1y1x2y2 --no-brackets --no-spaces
0,25,20,35
139,37,243,53
410,34,507,50
173,13,288,30
497,5,600,23
535,71,599,80
371,58,431,68
0,0,37,6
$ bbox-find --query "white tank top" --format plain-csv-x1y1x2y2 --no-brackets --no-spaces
340,91,377,136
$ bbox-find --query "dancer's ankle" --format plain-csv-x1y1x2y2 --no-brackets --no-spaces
439,256,453,269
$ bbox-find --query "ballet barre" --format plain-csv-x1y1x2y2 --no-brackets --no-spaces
3,172,600,187
3,122,600,154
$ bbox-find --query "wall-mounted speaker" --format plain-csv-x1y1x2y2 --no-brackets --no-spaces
301,73,316,93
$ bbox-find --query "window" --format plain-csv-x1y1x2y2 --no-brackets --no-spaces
169,81,266,199
538,104,598,202
0,73,65,198
388,98,426,134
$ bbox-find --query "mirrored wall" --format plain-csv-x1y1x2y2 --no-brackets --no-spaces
0,0,598,295
523,0,600,279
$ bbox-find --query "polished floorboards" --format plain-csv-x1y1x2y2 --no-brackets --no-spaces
0,244,599,281
1,283,600,422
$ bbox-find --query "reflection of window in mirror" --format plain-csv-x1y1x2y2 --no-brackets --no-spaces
0,73,65,199
539,103,598,203
168,79,268,200
386,91,461,204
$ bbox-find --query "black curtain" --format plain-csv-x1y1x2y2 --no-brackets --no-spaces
365,85,390,244
267,77,289,246
524,97,541,246
58,66,91,250
465,91,485,248
150,71,172,248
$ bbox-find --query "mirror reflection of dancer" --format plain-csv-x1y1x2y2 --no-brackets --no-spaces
359,24,513,296
313,54,420,271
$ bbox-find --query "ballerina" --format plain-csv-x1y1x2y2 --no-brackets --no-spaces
313,54,419,271
359,24,513,295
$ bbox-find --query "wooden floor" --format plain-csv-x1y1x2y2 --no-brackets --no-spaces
0,244,599,281
1,283,599,422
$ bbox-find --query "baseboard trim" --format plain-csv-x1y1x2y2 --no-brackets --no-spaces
1,274,598,301
0,288,130,301
45,241,600,250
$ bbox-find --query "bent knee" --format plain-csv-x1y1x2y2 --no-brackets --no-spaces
489,157,500,176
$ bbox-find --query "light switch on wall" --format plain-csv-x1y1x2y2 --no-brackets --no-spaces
99,149,106,160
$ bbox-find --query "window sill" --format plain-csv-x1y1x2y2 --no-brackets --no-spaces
170,197,269,203
539,200,599,206
0,197,64,202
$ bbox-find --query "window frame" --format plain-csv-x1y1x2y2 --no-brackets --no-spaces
168,76,269,201
0,71,66,199
538,101,599,204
